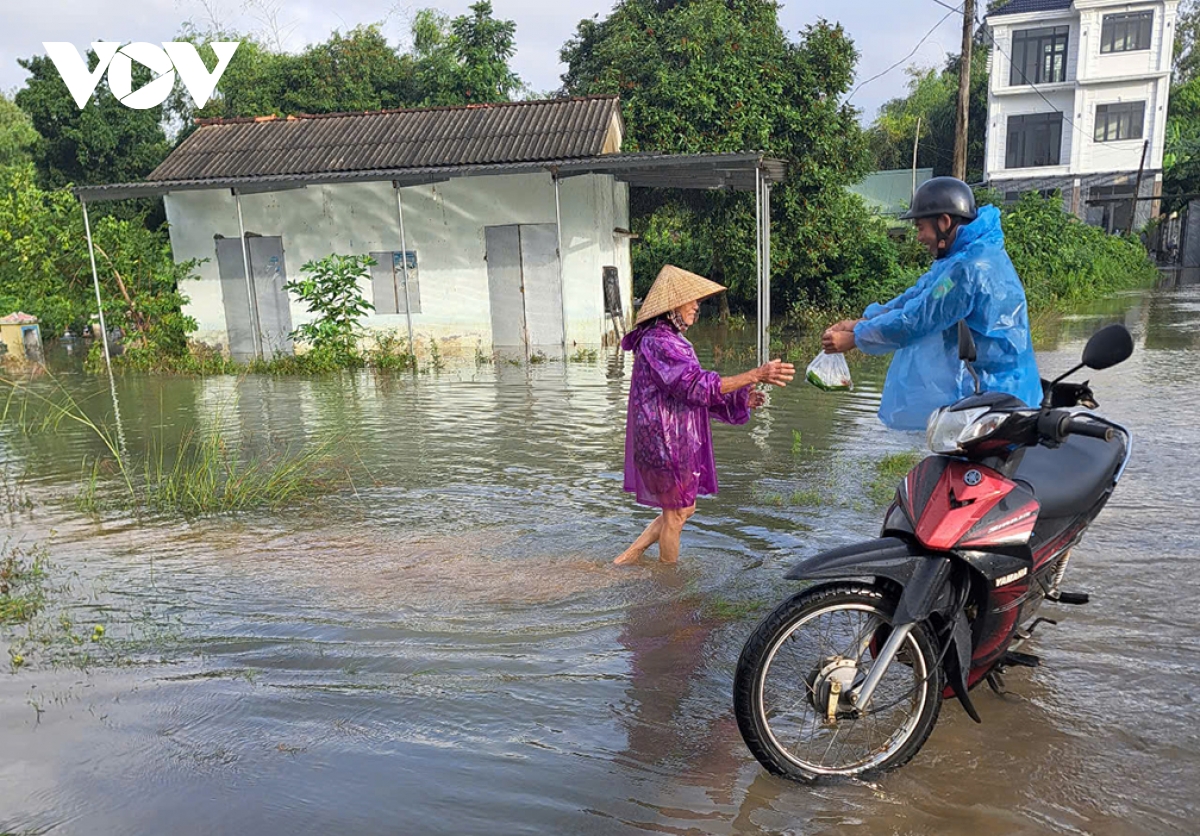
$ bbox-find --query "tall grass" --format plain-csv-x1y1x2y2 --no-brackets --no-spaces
2,374,353,517
134,429,345,515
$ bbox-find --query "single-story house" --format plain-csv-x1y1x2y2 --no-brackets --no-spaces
75,96,786,362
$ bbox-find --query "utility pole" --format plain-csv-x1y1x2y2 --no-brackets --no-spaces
912,116,922,198
953,0,976,180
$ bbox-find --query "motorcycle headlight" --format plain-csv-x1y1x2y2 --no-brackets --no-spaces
926,407,1008,454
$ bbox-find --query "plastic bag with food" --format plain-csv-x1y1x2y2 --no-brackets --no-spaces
806,352,853,391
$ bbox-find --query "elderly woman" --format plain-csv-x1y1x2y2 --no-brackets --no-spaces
615,265,795,565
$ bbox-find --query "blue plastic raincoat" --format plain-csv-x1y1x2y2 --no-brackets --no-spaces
853,205,1042,430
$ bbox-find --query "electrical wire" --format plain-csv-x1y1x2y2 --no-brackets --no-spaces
846,3,965,104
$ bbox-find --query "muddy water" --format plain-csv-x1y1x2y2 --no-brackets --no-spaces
1,282,1198,835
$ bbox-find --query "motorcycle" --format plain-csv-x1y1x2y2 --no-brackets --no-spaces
733,321,1135,780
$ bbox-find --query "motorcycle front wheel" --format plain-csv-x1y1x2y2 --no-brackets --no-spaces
733,584,943,780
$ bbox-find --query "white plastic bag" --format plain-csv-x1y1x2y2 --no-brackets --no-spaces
806,352,853,391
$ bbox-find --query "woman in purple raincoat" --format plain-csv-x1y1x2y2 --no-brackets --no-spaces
615,266,795,565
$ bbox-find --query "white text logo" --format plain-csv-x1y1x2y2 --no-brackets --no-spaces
43,41,240,109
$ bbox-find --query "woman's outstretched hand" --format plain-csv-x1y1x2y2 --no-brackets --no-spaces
756,359,796,387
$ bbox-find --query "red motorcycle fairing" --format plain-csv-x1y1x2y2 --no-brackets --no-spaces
899,457,1040,551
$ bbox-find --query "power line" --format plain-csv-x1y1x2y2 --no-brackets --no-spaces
846,3,964,105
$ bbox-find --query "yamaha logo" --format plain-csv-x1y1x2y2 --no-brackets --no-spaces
964,469,983,487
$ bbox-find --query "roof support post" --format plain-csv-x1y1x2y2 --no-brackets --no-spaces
552,169,568,353
233,189,263,360
81,199,112,377
392,182,415,355
80,198,127,457
755,167,765,366
763,177,772,362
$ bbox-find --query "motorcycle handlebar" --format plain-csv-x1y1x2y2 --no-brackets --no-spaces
1035,409,1116,443
1067,417,1115,442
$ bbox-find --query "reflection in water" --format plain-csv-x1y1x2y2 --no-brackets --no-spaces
1,285,1199,834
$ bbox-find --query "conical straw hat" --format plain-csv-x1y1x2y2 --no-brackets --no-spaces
634,265,727,326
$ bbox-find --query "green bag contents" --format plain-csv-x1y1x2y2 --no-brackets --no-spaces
806,352,853,391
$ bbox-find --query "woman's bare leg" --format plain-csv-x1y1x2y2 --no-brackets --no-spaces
614,514,665,565
657,505,696,564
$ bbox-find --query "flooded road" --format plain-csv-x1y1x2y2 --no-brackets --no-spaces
1,281,1198,834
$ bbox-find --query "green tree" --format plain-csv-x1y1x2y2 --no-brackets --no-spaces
14,51,171,190
0,163,196,350
415,1,523,105
562,0,887,312
866,45,989,181
172,24,421,130
0,93,40,167
1165,1,1200,202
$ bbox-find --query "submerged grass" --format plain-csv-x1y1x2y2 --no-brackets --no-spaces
0,540,49,627
3,374,356,518
868,450,924,505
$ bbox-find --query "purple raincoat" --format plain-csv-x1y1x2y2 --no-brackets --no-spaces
622,319,752,509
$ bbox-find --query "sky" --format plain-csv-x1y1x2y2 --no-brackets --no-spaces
0,0,969,125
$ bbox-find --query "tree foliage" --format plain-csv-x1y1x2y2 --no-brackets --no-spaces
0,163,196,352
866,45,989,182
1165,1,1200,202
14,52,171,191
562,0,886,313
0,94,40,168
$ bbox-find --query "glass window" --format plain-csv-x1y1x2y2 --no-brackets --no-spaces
1100,11,1153,53
1010,26,1069,85
1006,113,1064,169
1094,102,1145,142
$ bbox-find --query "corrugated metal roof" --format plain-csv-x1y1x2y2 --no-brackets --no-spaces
149,97,623,182
988,0,1073,17
75,152,787,202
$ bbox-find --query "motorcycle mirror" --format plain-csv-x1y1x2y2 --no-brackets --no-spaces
1082,323,1134,371
957,321,977,363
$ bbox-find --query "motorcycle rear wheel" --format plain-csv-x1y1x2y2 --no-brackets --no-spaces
733,584,943,780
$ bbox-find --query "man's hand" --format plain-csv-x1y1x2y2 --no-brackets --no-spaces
821,329,856,354
748,391,766,409
756,359,796,387
828,318,861,333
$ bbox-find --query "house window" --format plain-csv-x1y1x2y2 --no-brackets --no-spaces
1100,11,1154,53
1010,26,1069,86
1006,113,1064,169
368,251,421,315
1094,102,1145,142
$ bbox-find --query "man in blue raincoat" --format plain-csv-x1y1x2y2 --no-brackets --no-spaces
822,177,1042,430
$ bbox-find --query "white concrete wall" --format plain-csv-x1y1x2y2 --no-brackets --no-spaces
164,171,634,357
985,0,1176,181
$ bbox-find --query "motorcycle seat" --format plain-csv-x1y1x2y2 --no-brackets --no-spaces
1014,432,1126,520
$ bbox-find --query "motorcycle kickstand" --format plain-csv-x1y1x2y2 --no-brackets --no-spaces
986,669,1007,696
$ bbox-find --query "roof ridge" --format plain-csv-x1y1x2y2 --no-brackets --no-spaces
194,95,620,127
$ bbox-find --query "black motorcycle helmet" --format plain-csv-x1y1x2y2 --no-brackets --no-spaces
900,176,978,259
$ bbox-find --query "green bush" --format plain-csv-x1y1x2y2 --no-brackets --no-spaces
996,192,1158,308
284,254,375,364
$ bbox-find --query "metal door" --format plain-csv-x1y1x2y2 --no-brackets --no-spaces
518,224,563,352
247,236,293,356
485,225,527,353
215,236,257,361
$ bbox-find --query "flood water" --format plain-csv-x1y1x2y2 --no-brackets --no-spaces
2,280,1198,835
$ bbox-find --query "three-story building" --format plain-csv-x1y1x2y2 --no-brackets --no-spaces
984,0,1179,231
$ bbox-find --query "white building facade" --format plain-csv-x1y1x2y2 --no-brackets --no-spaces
984,0,1179,230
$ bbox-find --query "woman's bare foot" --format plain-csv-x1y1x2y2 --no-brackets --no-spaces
613,548,644,565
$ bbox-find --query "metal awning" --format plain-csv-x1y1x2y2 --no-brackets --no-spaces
72,152,786,202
